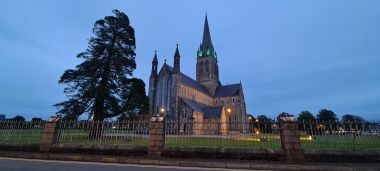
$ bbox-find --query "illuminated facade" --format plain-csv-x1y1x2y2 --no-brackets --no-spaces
148,15,247,134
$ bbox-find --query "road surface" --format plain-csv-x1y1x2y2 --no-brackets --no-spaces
0,157,256,171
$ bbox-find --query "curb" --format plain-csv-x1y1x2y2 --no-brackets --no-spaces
0,151,379,171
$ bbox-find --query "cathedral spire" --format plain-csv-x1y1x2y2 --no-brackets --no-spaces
152,50,158,64
202,14,214,50
173,44,180,73
174,43,180,57
151,50,158,77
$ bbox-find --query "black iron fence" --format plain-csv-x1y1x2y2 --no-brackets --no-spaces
0,120,379,151
56,120,150,147
299,121,380,150
0,121,46,145
164,120,281,149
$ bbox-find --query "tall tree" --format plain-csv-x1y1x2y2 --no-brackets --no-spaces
117,78,149,121
342,114,365,123
298,111,316,122
55,10,147,122
316,109,338,122
256,115,274,133
297,111,315,133
12,115,25,122
256,115,271,122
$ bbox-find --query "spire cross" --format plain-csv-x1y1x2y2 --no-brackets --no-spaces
164,59,167,63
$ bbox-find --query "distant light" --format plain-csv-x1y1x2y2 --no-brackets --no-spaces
160,108,165,113
227,108,231,113
300,136,313,141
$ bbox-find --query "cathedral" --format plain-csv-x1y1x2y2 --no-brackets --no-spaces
148,15,247,134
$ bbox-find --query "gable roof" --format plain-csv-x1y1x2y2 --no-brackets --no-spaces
214,83,242,97
180,73,210,95
163,64,210,95
180,97,207,113
202,106,223,119
158,64,242,98
180,97,223,119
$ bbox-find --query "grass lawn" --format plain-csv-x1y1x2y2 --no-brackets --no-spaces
301,135,380,150
0,129,44,145
57,129,149,147
165,135,281,149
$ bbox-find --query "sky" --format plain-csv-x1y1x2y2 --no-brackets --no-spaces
0,0,379,121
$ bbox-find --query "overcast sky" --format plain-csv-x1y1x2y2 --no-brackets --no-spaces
0,0,379,121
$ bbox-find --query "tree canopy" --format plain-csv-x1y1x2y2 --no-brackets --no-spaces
317,109,338,122
298,111,316,122
55,10,148,121
256,115,272,122
342,114,365,123
12,115,25,121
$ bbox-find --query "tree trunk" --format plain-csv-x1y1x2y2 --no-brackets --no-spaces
89,121,103,139
89,60,111,140
89,113,105,139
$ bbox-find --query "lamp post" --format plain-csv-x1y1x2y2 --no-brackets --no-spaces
227,108,232,113
227,108,232,131
159,108,165,117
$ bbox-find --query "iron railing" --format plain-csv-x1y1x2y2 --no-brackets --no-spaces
164,120,281,149
299,121,380,151
0,119,378,151
0,121,46,145
56,120,149,147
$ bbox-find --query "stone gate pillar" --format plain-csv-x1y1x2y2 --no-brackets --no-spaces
148,115,165,157
278,115,304,163
40,116,60,152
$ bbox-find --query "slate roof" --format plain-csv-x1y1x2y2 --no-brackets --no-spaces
161,64,242,98
201,15,214,51
163,64,210,95
180,97,223,119
180,97,207,113
214,83,242,97
180,74,210,95
202,106,223,119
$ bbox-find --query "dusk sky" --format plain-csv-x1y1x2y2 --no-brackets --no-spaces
0,0,379,121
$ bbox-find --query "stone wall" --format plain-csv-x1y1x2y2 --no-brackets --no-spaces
148,119,165,157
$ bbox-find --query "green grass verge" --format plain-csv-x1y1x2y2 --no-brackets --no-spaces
57,129,149,147
0,129,44,145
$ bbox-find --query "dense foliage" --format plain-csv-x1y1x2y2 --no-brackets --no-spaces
55,10,148,121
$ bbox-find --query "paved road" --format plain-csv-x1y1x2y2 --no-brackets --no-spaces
0,157,254,171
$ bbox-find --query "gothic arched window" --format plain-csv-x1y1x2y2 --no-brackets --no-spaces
205,61,210,73
199,62,204,74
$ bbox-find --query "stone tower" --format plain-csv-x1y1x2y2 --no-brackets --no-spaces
148,51,158,115
196,15,220,96
170,44,181,119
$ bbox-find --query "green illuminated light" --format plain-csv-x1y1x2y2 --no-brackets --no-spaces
206,49,211,55
198,50,203,57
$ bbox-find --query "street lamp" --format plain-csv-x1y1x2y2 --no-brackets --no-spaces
160,108,165,114
248,116,253,121
227,108,232,113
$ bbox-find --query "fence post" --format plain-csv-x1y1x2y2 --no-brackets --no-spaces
279,120,304,163
40,117,60,152
148,115,165,157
